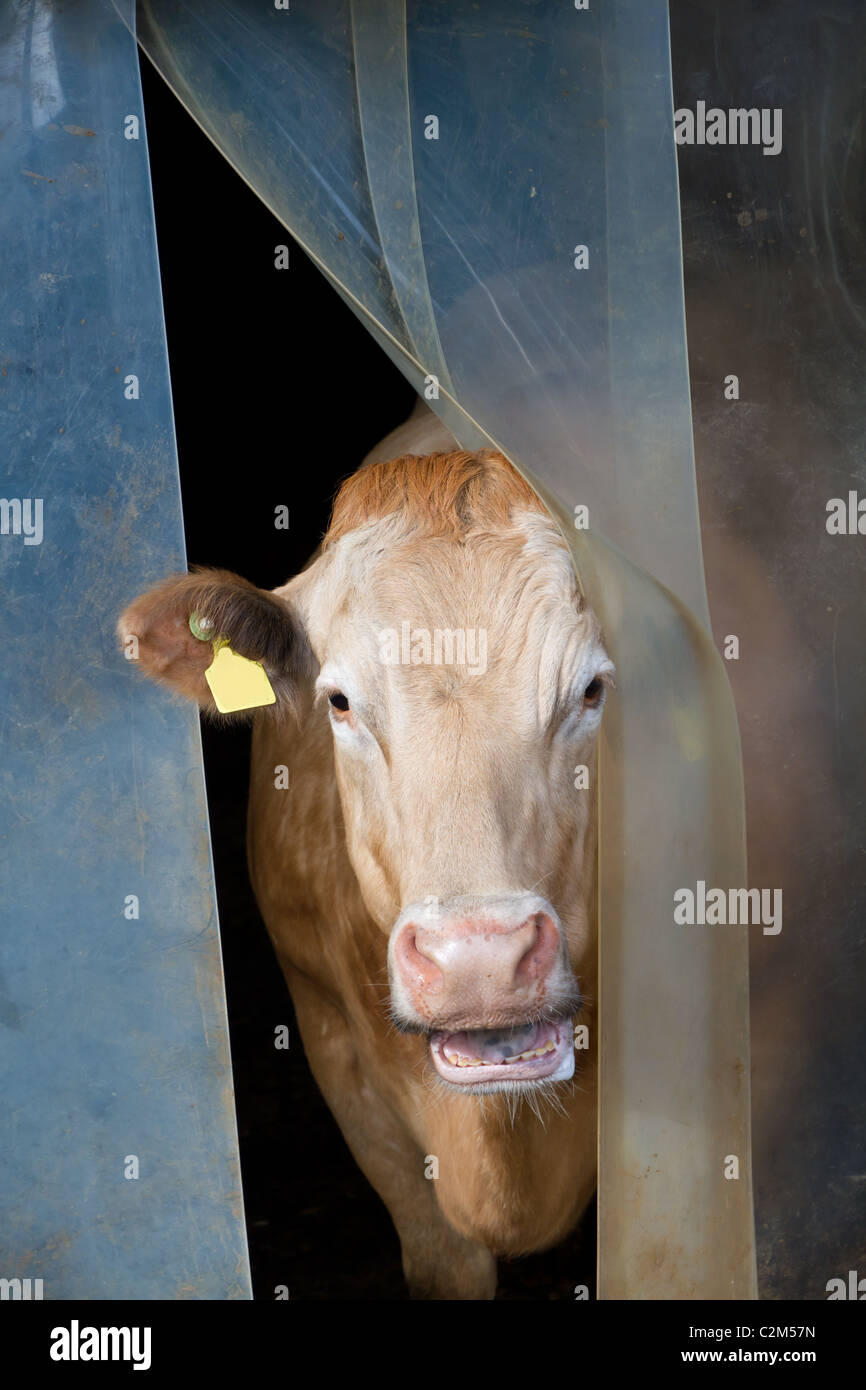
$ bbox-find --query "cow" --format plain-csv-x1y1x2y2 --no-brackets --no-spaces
118,402,614,1299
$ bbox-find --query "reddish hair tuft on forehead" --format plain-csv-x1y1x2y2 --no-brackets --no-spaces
324,450,544,546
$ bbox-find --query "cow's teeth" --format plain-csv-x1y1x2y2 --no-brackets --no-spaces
512,1040,556,1061
443,1037,557,1067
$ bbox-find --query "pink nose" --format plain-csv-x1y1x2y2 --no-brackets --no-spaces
391,909,561,1026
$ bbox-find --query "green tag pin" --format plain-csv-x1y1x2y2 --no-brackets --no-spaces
189,611,215,641
189,611,276,713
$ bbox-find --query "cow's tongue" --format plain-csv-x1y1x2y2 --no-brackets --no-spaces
443,1022,552,1066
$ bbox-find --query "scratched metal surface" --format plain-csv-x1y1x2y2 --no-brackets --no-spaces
0,0,251,1298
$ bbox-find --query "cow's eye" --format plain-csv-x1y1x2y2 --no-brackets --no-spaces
329,691,350,713
583,677,605,707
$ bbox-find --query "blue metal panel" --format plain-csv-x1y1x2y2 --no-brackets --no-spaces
0,0,251,1298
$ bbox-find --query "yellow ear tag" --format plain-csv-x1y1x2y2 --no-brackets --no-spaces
204,639,276,714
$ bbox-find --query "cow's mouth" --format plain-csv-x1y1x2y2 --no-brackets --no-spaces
429,1019,574,1086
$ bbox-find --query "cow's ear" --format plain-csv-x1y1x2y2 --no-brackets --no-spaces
117,567,313,719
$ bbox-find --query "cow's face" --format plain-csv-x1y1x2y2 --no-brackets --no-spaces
290,482,613,1094
118,452,613,1095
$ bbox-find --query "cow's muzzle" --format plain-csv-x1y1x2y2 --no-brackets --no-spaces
387,894,580,1086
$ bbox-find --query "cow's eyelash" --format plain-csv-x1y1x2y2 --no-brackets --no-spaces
313,686,331,709
575,669,615,703
557,670,614,727
316,684,354,718
315,683,344,706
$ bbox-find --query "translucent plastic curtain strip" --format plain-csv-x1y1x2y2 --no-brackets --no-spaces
561,517,754,1300
120,0,756,1297
600,2,709,627
126,0,415,353
350,0,455,393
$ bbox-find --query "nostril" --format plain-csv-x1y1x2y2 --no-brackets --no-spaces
396,926,444,992
514,912,559,985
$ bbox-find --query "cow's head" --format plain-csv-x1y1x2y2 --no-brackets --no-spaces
119,451,613,1095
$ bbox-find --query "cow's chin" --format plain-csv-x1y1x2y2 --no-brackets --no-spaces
429,1019,575,1091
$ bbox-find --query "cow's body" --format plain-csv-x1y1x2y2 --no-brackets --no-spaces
120,402,610,1299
